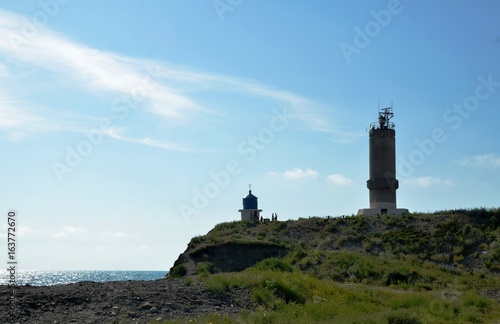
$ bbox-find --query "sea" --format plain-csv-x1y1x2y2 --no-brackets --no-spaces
0,270,167,286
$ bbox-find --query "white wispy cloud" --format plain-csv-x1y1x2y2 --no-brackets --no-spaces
0,225,38,239
326,174,354,186
457,154,500,169
0,11,198,120
0,95,60,141
0,9,356,147
403,176,455,187
283,168,319,179
102,127,195,152
17,226,39,238
51,226,87,239
100,231,125,238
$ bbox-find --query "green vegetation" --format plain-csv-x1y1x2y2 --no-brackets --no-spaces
195,262,215,277
168,264,187,278
163,267,500,323
163,208,500,323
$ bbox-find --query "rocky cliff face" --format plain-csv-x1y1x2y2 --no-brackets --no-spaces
170,241,288,277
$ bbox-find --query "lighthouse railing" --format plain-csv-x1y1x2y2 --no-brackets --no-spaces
369,121,395,130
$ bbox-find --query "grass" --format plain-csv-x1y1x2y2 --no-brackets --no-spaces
195,262,215,277
183,208,500,273
160,253,500,323
172,276,498,323
162,208,500,323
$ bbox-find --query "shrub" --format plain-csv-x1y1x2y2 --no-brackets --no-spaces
169,264,187,278
290,248,307,264
196,262,215,277
464,294,491,309
490,216,499,228
251,286,274,304
188,235,203,248
263,279,306,304
255,258,293,273
385,270,419,286
387,312,422,324
205,276,231,294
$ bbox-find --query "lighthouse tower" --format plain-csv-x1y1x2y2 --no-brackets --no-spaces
358,107,408,216
239,186,262,221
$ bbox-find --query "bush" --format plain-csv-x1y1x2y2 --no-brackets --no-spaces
385,270,419,286
464,294,491,309
290,248,307,264
205,276,231,294
251,286,274,304
387,312,422,324
255,258,293,273
196,262,215,277
263,279,306,304
169,264,187,278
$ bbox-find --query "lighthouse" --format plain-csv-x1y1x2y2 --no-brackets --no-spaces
357,107,408,216
239,186,262,221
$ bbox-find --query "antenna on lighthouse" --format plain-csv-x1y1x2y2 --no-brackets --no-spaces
377,104,394,129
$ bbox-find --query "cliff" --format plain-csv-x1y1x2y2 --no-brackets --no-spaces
169,209,500,278
164,209,500,323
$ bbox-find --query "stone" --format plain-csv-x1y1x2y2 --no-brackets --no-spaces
139,301,154,310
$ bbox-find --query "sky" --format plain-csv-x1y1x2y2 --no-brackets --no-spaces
0,0,499,270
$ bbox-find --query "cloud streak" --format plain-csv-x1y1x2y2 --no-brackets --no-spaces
457,154,500,169
403,176,455,187
326,174,354,186
0,93,61,140
0,9,353,148
51,226,87,239
103,127,196,153
283,168,319,180
0,9,198,120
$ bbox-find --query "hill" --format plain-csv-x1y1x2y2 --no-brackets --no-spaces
166,209,500,323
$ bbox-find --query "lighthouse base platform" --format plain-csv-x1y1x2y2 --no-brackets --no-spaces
357,208,409,217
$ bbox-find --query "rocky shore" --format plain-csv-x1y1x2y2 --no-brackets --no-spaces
0,278,255,323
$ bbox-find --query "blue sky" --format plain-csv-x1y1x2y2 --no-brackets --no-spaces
0,1,499,270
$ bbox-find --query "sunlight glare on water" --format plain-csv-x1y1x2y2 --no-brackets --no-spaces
0,270,167,286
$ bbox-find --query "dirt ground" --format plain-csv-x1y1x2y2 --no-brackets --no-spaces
0,278,255,323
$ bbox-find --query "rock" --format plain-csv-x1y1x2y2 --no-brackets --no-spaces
139,302,154,310
0,278,255,323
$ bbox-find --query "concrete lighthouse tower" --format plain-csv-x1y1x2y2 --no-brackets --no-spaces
358,107,408,216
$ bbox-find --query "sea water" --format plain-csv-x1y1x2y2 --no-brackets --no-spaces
0,270,167,286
